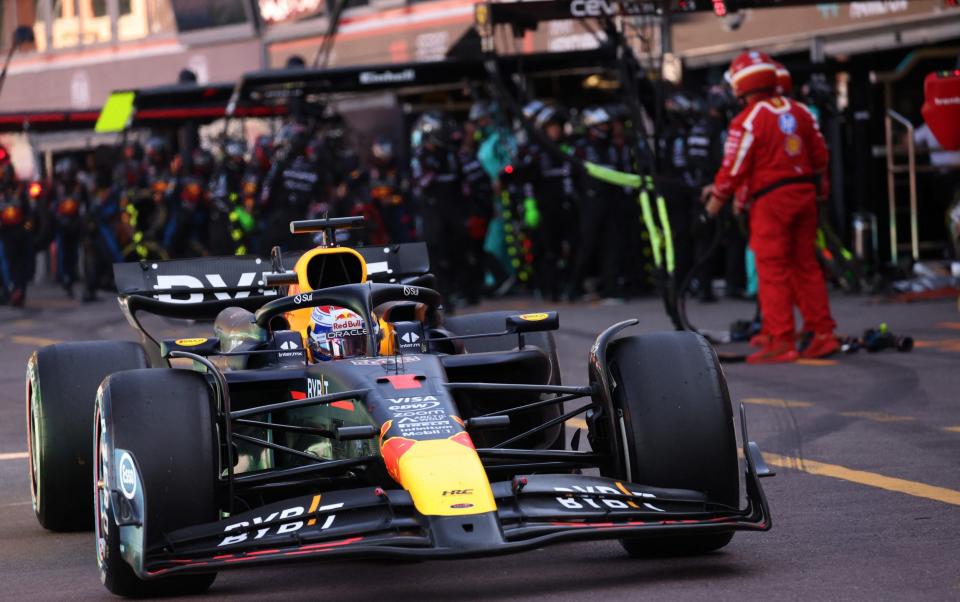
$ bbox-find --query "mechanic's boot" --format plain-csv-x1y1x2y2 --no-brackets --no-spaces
800,333,840,359
747,340,798,364
748,333,770,348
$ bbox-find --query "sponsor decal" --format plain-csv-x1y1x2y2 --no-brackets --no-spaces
552,484,665,512
307,377,329,398
402,285,419,297
450,503,474,509
332,314,364,331
387,397,439,407
118,452,138,500
443,489,474,496
350,356,421,366
174,337,207,347
217,502,343,547
570,0,647,17
293,292,314,305
778,113,798,135
153,272,276,304
324,328,368,340
519,312,549,321
784,134,803,157
359,69,415,86
278,339,303,359
399,332,420,344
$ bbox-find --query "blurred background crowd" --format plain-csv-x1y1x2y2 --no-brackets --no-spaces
0,0,957,309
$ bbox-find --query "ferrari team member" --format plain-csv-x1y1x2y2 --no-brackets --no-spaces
704,51,838,363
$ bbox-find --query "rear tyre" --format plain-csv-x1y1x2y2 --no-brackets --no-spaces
26,341,149,531
601,332,739,557
95,369,218,597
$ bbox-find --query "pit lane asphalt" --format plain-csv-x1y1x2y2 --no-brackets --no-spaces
1,285,958,600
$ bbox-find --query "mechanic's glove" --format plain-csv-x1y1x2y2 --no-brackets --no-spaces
523,197,541,229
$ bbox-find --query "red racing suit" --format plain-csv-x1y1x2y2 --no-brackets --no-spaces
712,94,836,343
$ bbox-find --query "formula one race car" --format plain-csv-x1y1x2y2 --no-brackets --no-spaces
26,217,772,597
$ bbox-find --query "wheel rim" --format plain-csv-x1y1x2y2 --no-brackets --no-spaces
94,401,109,571
25,366,41,514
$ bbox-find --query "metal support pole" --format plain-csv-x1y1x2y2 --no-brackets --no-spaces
886,109,919,264
884,109,898,264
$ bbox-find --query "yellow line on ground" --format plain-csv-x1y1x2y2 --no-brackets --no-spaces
742,397,814,409
762,452,960,507
795,358,838,366
914,339,960,352
567,418,588,430
0,452,28,461
10,335,62,347
840,411,915,423
942,426,960,434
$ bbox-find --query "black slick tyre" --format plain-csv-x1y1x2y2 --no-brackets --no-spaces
26,341,149,531
95,368,218,597
602,331,739,557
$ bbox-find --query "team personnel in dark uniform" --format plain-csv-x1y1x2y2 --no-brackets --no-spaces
655,93,701,298
0,153,34,307
82,163,124,302
527,106,577,300
260,123,325,251
165,148,212,258
369,137,415,244
411,112,467,306
49,157,87,297
209,140,253,256
566,107,623,300
457,126,494,305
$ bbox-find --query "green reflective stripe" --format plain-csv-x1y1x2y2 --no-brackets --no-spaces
95,91,135,133
585,161,642,189
655,194,675,275
639,191,662,269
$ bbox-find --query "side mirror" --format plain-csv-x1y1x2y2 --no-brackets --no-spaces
505,311,559,334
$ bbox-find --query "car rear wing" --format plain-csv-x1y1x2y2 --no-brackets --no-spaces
113,242,430,320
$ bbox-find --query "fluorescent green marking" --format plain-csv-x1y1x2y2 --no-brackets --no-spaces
584,161,642,189
639,191,662,269
655,194,675,275
95,91,136,133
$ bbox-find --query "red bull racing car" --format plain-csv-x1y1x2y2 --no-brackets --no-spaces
26,217,772,597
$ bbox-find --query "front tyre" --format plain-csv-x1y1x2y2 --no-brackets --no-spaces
600,332,739,557
95,369,218,597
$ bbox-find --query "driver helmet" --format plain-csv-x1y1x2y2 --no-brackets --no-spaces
307,305,368,361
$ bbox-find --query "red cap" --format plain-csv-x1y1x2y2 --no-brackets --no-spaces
728,51,778,99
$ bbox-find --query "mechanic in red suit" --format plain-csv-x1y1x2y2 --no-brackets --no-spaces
704,51,838,363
